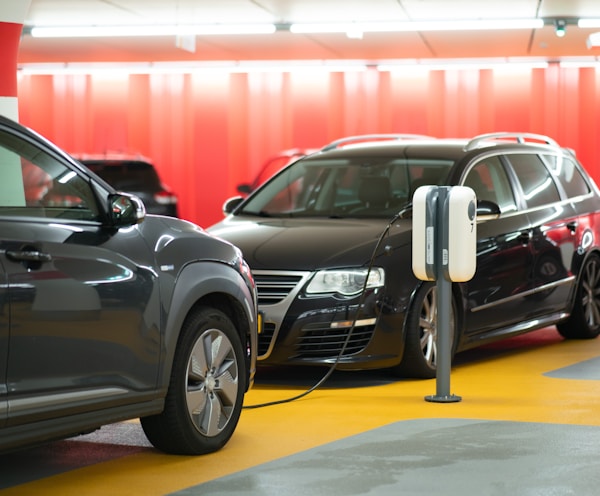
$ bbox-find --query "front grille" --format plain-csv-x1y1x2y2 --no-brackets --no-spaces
258,323,276,357
295,322,375,358
253,272,307,306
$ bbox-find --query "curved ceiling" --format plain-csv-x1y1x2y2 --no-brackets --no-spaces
17,0,600,64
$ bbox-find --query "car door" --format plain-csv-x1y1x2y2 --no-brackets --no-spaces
0,127,161,427
461,155,538,335
506,153,577,316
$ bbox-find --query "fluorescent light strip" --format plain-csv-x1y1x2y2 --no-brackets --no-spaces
578,19,600,28
290,19,543,34
18,61,368,76
30,23,276,38
377,58,549,72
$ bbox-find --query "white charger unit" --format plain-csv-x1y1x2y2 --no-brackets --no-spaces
445,186,477,282
412,185,477,282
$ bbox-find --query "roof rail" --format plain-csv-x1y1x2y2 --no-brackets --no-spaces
321,133,435,151
465,132,559,151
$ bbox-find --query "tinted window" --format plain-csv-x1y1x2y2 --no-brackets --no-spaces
83,161,161,190
0,131,100,221
506,153,561,209
542,154,590,199
464,156,517,213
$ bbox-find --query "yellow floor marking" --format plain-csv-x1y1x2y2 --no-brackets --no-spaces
4,328,600,496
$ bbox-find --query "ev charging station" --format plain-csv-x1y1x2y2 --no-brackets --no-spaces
412,185,477,403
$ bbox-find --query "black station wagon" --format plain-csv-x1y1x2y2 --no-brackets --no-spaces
209,133,600,379
0,114,258,455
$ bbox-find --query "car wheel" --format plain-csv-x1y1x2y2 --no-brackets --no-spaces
140,306,246,455
557,253,600,339
394,283,456,379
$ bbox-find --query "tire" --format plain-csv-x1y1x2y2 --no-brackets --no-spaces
393,283,456,379
140,307,246,455
557,253,600,340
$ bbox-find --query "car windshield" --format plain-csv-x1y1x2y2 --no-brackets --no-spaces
238,156,454,218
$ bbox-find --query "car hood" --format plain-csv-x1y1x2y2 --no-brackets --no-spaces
208,216,412,270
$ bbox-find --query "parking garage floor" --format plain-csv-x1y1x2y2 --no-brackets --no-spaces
2,326,600,495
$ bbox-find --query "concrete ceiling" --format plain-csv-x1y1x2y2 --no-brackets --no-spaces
17,0,600,64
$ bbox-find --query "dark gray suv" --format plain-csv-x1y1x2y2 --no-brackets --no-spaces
0,114,258,455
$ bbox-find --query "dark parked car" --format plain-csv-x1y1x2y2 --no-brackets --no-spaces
74,154,179,217
209,132,600,379
0,114,258,455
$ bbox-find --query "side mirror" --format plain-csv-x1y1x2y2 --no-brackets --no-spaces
236,183,252,195
223,196,245,215
476,199,501,221
109,193,146,227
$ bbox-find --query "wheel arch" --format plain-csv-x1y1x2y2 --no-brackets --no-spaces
157,261,257,396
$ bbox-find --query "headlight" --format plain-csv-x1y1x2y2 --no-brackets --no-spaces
306,267,385,296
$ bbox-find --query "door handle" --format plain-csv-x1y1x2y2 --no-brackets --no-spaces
566,221,578,233
6,250,52,263
518,230,532,244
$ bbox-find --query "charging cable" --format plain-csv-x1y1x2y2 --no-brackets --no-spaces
243,211,402,409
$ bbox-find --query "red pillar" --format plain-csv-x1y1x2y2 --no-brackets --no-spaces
0,1,31,121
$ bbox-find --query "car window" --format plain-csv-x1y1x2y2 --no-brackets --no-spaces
542,154,591,199
464,156,517,213
82,161,162,191
239,157,453,218
0,131,100,221
505,153,561,209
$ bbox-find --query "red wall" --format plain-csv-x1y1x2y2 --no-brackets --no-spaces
17,65,600,227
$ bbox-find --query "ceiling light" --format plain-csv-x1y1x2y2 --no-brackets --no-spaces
587,32,600,48
377,58,549,72
554,19,567,37
17,60,368,76
290,19,543,34
29,23,276,38
578,19,600,28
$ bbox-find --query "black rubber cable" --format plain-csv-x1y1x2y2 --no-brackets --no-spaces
243,210,402,409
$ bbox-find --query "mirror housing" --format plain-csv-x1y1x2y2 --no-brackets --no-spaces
476,199,501,221
109,193,146,227
223,196,245,215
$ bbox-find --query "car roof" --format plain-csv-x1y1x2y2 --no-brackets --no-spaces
312,132,568,161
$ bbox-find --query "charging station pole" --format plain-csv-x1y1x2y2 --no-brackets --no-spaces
412,184,476,403
425,187,460,403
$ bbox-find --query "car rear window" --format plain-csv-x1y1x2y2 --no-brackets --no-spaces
82,161,161,191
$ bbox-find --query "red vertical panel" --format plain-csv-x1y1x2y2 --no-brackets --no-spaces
17,75,54,135
560,67,580,151
189,73,230,227
290,71,329,147
388,70,429,134
460,70,481,137
477,69,495,133
89,75,128,152
228,73,250,194
127,74,151,155
376,71,392,132
529,69,545,134
577,68,599,179
428,71,446,137
328,72,345,141
542,64,561,138
492,68,531,133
